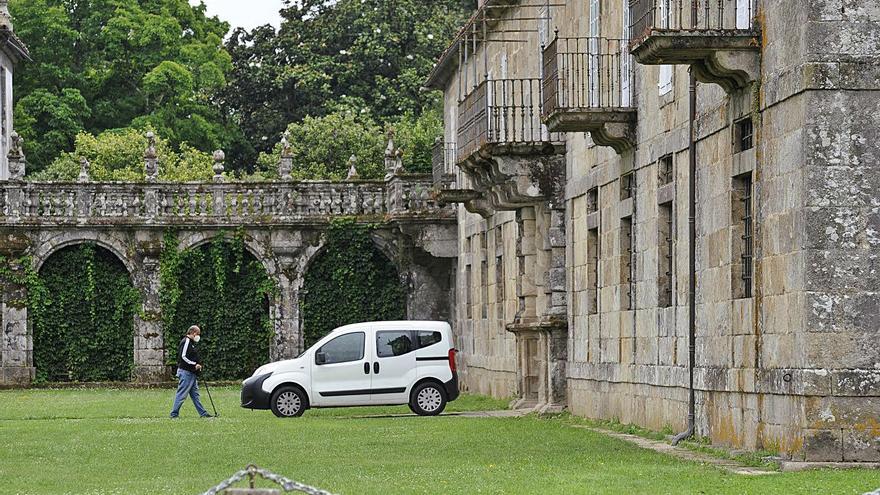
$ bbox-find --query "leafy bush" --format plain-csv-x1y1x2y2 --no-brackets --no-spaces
33,128,215,182
256,112,386,180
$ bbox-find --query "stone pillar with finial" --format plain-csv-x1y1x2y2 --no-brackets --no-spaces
7,130,24,181
0,1,12,31
212,150,225,183
346,155,359,180
383,129,405,180
278,131,293,180
144,132,158,182
77,157,91,183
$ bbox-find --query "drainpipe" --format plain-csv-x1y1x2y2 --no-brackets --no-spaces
672,68,697,446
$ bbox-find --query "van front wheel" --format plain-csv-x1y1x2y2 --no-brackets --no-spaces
271,386,306,418
409,382,447,416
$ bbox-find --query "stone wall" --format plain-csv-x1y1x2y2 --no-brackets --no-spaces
436,0,880,461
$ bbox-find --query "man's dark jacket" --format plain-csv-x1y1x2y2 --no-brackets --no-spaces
177,336,201,373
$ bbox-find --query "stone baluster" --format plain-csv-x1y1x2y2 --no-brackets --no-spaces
229,191,239,217
65,191,75,217
253,188,263,215
199,189,208,216
188,188,197,217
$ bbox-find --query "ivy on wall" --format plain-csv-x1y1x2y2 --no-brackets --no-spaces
301,219,407,348
29,244,140,382
160,232,277,380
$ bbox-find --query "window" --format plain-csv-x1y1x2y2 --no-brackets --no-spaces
589,0,601,105
732,173,754,299
620,216,634,310
466,264,473,318
659,65,673,95
620,0,632,106
587,227,600,314
620,172,635,200
481,259,489,320
496,255,504,319
417,331,442,348
736,0,752,29
735,117,754,153
658,154,674,185
587,187,599,213
317,332,365,364
376,331,415,358
658,202,674,308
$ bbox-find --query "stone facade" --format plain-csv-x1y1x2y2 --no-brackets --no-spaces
428,0,880,461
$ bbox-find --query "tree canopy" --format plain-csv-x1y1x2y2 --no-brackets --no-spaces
11,0,473,178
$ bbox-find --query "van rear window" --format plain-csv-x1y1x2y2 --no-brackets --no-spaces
417,331,442,348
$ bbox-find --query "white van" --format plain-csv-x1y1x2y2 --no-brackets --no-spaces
241,321,459,417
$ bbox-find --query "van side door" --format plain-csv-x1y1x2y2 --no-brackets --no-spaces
370,330,417,404
310,331,372,407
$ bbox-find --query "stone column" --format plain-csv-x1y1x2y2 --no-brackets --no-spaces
132,252,166,382
272,272,300,361
1,254,34,385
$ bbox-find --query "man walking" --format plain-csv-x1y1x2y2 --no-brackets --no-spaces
170,325,212,418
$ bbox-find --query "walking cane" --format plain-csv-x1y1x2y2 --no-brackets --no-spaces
202,376,219,417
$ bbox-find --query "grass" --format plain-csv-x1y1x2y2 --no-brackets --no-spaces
0,388,878,494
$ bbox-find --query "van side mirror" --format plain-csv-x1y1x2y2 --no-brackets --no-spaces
315,352,327,365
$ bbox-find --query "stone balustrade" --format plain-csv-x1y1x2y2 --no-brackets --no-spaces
0,176,450,226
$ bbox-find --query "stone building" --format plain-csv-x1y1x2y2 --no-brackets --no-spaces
426,0,880,462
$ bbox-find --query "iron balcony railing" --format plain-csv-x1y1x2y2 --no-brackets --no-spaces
630,0,756,41
457,78,560,161
432,140,457,185
542,36,635,117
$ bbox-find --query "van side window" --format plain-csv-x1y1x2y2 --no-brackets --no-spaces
317,332,365,364
376,331,414,358
417,331,442,348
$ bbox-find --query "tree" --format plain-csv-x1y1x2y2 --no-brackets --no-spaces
222,0,473,166
10,0,234,173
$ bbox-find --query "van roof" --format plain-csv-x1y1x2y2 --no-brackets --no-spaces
330,320,451,334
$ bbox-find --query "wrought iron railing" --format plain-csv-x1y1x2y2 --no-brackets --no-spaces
457,78,560,160
542,36,635,117
432,140,457,185
630,0,756,41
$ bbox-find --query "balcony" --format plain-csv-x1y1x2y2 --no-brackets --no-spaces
542,36,637,153
629,0,760,92
431,139,491,216
454,78,565,214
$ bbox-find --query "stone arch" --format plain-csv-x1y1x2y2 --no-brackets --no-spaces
298,226,408,347
32,231,136,278
175,230,280,280
25,236,143,380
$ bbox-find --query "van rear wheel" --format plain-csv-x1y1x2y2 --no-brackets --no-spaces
409,382,447,416
271,386,306,418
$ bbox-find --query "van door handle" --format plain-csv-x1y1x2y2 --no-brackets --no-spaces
363,362,370,374
373,362,379,374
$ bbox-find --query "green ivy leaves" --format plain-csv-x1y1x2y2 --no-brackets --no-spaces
301,219,406,348
160,232,276,380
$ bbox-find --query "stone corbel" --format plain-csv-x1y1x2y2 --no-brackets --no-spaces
692,49,762,94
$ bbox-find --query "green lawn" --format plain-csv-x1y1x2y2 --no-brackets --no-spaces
0,388,877,494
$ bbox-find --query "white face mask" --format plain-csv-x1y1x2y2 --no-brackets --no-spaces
192,335,201,343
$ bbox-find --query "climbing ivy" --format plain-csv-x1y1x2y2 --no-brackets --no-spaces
160,232,277,380
301,219,407,347
27,244,140,382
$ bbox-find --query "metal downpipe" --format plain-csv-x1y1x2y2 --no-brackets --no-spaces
672,68,697,446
